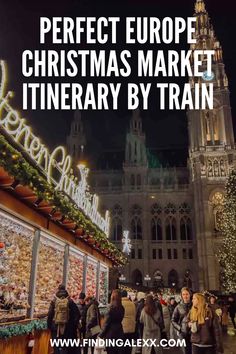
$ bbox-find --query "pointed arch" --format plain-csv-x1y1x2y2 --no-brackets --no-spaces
180,217,192,241
165,217,177,241
132,269,143,286
168,269,179,288
151,217,162,241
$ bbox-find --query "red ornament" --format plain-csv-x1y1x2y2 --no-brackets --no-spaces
0,242,5,249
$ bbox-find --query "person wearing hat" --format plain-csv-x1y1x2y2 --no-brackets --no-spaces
47,284,81,354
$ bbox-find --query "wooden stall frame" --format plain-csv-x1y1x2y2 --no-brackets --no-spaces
0,204,110,319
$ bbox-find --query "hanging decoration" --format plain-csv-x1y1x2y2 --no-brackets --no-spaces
122,230,131,255
0,60,109,236
0,134,127,266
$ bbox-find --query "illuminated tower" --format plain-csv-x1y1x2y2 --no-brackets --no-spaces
123,109,148,188
188,0,236,290
66,111,86,165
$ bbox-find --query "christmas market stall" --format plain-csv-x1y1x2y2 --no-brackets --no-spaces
0,60,126,353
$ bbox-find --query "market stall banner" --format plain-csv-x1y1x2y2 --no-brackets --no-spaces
0,60,110,236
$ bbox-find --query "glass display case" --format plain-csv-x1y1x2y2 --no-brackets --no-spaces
67,248,84,301
0,211,34,322
86,257,97,297
0,210,109,323
34,232,64,317
99,263,109,305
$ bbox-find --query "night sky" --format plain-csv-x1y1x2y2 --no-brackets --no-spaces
0,0,235,168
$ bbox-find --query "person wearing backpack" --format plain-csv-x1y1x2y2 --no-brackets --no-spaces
47,284,81,354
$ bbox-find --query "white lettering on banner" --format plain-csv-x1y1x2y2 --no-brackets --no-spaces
0,60,110,236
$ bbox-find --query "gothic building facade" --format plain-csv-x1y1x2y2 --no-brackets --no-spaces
67,0,236,291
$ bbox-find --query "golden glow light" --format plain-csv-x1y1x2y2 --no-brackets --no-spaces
0,60,110,237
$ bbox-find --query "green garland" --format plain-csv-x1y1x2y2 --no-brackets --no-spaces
0,134,127,266
0,319,47,339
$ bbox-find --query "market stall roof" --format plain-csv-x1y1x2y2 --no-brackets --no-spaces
0,137,127,267
0,59,126,267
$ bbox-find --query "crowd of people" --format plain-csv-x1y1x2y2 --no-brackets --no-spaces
47,284,236,354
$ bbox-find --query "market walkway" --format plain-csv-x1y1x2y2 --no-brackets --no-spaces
159,331,236,354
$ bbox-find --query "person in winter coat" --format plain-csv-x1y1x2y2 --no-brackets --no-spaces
227,296,236,329
47,284,81,354
219,301,228,333
168,297,177,339
168,297,177,318
135,292,145,352
188,293,223,354
99,289,125,354
77,292,88,353
85,297,100,354
208,296,222,322
171,287,192,354
140,295,163,354
160,299,170,339
121,290,136,354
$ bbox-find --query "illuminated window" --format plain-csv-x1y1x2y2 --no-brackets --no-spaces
212,192,224,231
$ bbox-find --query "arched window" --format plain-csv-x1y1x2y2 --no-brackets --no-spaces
112,218,122,241
180,217,192,241
131,217,142,240
212,192,224,231
132,269,143,286
166,217,177,241
151,218,162,241
168,269,179,288
153,270,164,288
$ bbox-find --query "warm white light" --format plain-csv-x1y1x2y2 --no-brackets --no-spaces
122,230,131,255
0,61,110,236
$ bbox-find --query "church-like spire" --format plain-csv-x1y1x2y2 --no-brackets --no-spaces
124,110,147,166
130,109,144,136
66,111,86,164
191,0,223,65
195,0,207,14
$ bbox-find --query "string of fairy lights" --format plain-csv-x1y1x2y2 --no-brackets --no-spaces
217,170,236,292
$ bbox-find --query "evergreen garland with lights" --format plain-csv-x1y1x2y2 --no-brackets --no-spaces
218,170,236,292
0,134,127,266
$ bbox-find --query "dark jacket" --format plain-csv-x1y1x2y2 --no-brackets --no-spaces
190,311,223,353
171,301,192,338
78,302,87,332
99,304,125,340
136,299,145,323
228,300,236,317
86,302,100,332
47,288,80,339
168,303,177,318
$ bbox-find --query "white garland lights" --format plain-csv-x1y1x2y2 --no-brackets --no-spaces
0,60,110,236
